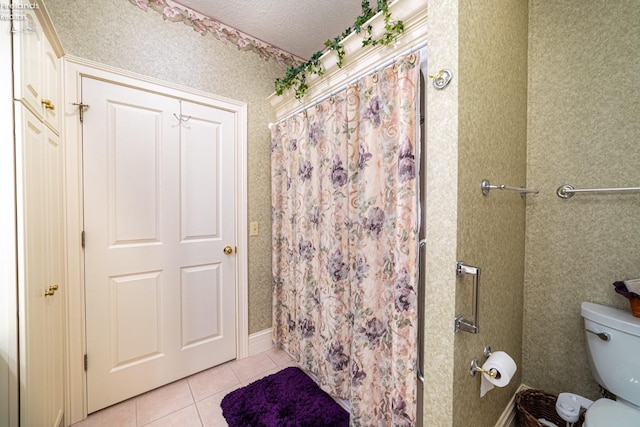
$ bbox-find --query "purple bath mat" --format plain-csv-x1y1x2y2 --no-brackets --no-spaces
220,366,349,427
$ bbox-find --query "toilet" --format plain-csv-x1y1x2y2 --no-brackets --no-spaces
580,301,640,427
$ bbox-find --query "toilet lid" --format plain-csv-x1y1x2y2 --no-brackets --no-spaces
585,398,640,427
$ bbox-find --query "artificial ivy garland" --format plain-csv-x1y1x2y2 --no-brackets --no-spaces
274,0,404,100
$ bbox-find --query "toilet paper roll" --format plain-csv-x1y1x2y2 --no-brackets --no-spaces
480,351,517,398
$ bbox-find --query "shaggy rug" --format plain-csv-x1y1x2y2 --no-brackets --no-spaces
220,366,349,426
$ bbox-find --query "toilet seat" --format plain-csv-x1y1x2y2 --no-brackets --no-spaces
584,398,640,427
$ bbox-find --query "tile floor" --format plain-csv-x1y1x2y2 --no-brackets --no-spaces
72,347,297,427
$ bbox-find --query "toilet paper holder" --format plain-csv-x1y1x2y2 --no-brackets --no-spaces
470,346,499,378
455,261,481,334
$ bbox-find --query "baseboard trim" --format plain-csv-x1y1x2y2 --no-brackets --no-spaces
495,384,531,427
248,328,273,356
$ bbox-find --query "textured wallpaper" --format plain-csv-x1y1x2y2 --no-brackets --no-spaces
421,0,458,425
525,0,640,398
454,1,529,426
42,0,283,334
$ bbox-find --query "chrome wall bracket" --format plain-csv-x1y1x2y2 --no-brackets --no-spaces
428,69,453,90
455,261,481,334
481,179,538,198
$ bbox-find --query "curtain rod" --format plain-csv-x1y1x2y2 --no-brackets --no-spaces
269,39,428,129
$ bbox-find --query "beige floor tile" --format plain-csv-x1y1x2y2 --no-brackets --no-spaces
187,363,241,402
240,365,285,386
228,351,277,382
264,347,296,368
136,379,194,426
197,391,230,427
71,347,290,426
142,404,203,427
71,399,136,427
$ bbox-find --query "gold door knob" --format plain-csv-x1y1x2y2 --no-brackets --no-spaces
223,246,233,255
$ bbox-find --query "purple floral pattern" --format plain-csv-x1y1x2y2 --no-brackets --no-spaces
271,54,420,425
331,155,348,188
398,136,416,182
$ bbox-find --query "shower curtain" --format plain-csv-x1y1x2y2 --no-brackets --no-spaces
271,52,420,426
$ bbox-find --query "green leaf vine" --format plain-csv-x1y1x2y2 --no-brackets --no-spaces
274,0,404,100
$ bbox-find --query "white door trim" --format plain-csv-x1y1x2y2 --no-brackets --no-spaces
1,15,18,427
62,55,249,425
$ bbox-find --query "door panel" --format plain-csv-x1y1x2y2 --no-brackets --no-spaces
109,102,162,244
110,271,163,368
180,264,221,348
181,116,220,240
83,78,237,412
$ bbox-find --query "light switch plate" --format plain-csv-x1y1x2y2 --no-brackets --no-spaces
250,222,259,236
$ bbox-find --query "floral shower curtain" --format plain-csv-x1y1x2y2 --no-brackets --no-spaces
271,52,420,426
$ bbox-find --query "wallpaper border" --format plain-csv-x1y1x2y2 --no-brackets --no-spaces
129,0,305,67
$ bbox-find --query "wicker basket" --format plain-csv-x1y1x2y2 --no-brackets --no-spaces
515,389,584,427
630,298,640,318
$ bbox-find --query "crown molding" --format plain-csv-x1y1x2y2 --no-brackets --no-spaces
269,0,427,119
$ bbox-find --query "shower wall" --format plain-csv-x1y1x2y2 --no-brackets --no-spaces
422,1,528,425
454,1,529,426
524,0,640,398
421,0,459,424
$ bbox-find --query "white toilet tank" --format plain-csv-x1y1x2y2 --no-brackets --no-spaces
581,302,640,408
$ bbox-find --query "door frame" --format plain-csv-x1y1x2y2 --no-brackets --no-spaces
1,14,18,427
62,55,249,424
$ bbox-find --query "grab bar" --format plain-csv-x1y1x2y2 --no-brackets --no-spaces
556,184,640,199
417,239,427,384
455,261,481,334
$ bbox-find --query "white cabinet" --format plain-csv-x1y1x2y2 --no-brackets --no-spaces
13,3,61,133
12,1,65,426
14,104,65,427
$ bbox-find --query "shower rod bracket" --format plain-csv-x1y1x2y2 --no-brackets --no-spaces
481,179,538,198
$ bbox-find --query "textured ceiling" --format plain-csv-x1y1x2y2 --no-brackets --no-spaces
175,0,364,59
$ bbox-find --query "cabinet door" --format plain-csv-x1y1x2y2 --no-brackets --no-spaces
15,103,65,427
12,6,44,119
42,36,61,132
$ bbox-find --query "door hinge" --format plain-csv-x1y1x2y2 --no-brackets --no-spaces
84,354,88,371
81,230,85,248
71,102,90,123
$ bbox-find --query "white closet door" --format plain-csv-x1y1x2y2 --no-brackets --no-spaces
15,103,65,427
82,77,237,412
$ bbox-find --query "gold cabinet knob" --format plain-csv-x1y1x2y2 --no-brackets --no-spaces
44,284,59,297
41,99,55,110
223,246,233,255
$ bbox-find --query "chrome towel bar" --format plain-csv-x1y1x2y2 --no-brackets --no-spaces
556,184,640,199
